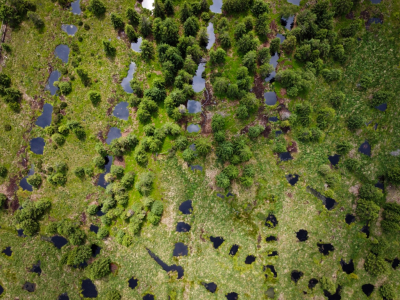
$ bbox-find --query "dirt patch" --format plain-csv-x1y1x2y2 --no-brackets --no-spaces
257,105,268,126
106,106,114,116
112,74,119,84
278,106,291,120
200,228,206,242
97,130,106,144
346,11,354,19
287,141,297,153
113,156,126,168
386,185,400,204
269,19,278,34
253,75,265,100
262,125,272,138
201,111,213,135
349,184,360,196
81,212,87,223
360,10,370,20
110,263,119,273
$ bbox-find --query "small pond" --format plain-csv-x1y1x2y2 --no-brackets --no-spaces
229,244,239,256
296,229,308,242
210,0,222,13
362,284,374,297
308,278,318,289
23,282,36,292
203,282,217,293
226,292,238,300
264,92,277,106
31,261,41,275
128,277,138,289
280,152,293,161
18,229,26,237
36,103,53,128
268,251,278,257
143,294,154,300
392,258,399,269
276,33,286,43
245,255,256,264
147,248,184,279
46,70,61,95
55,45,70,63
264,265,277,278
113,102,129,120
91,244,101,257
190,165,203,172
358,140,371,157
286,174,299,186
106,127,121,144
307,186,337,210
210,236,224,249
265,52,279,82
187,100,202,113
0,285,3,296
340,259,354,274
265,213,278,228
121,62,136,93
71,0,81,14
89,224,99,234
317,243,334,256
193,63,206,92
58,293,69,300
131,37,142,53
281,15,295,30
269,116,278,122
275,130,282,137
345,214,355,225
187,124,200,133
375,103,387,111
217,193,225,199
179,200,192,214
2,246,12,256
266,235,277,242
30,137,45,155
141,0,154,10
370,0,381,3
61,24,78,36
367,17,383,27
328,154,341,166
176,222,191,232
291,270,303,283
19,165,34,192
361,225,370,238
96,206,105,216
173,242,188,256
98,156,113,188
81,279,97,298
51,236,68,249
287,0,300,5
206,22,216,50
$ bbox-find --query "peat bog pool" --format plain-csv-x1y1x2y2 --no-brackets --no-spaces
280,152,293,161
106,127,121,144
264,52,279,83
113,102,129,120
89,224,99,234
23,282,35,292
187,100,202,113
203,282,217,293
58,293,69,300
131,37,142,52
173,242,188,256
30,137,45,155
128,277,138,289
226,292,239,300
147,248,184,279
46,70,61,95
281,15,295,30
229,244,239,256
31,261,42,275
340,259,354,274
286,174,299,186
187,124,200,133
291,270,303,283
308,278,319,289
91,244,101,257
207,22,216,50
266,235,277,242
121,62,136,93
97,155,113,188
190,165,203,172
61,24,77,36
19,164,34,191
296,229,308,242
362,284,374,297
307,186,337,210
345,214,356,225
2,246,12,256
328,154,341,166
54,45,70,63
210,0,222,13
192,62,206,92
36,103,53,128
179,200,192,214
358,140,371,156
51,235,68,249
265,214,278,228
264,92,277,106
176,222,191,232
265,265,277,278
245,255,256,264
71,0,81,14
317,243,335,255
81,279,97,298
210,236,224,249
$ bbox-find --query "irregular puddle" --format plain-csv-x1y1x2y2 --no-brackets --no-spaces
264,92,277,106
128,277,138,289
362,284,374,297
0,284,3,296
210,0,222,13
143,294,154,300
71,0,81,14
81,279,97,298
328,154,341,166
296,229,308,242
245,255,256,264
266,235,277,242
113,102,129,120
193,62,206,92
121,62,136,93
226,292,238,300
190,165,203,172
265,214,278,228
106,127,121,144
23,282,36,292
275,130,282,137
291,270,303,283
317,243,334,255
345,214,355,225
229,244,239,256
210,236,224,249
31,261,41,275
268,251,278,257
207,22,216,50
179,200,193,214
173,242,188,256
264,265,277,278
281,15,295,30
30,137,45,155
19,164,34,192
187,124,200,133
308,278,318,289
287,0,300,5
61,24,78,36
36,103,53,128
141,0,154,10
187,100,202,113
91,244,101,257
286,174,299,186
269,116,278,122
375,103,387,111
89,224,99,234
340,259,354,274
131,37,142,53
54,45,70,63
324,286,341,300
280,152,293,161
18,229,26,237
265,52,279,83
46,70,61,95
51,236,68,249
217,193,225,199
307,186,337,210
203,282,217,293
176,222,191,232
2,246,12,256
361,225,370,238
58,292,69,300
358,140,371,157
147,248,184,279
98,156,113,188
96,206,105,217
276,33,286,43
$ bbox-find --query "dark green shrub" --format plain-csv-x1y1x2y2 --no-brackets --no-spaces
151,200,164,216
216,172,230,189
336,141,351,155
27,12,44,29
104,289,121,300
248,125,264,138
240,176,253,187
180,2,192,23
227,84,239,99
153,0,164,18
87,91,101,106
182,148,196,162
219,32,231,48
281,35,297,53
4,124,11,131
213,77,229,94
257,47,270,65
111,165,124,179
52,133,65,146
126,7,139,25
110,13,124,29
89,0,106,16
379,284,395,300
140,40,154,60
359,72,373,90
344,158,359,172
20,219,39,236
210,48,226,65
97,227,109,239
76,67,90,86
164,0,174,15
346,115,363,130
27,174,42,188
317,108,335,129
236,105,248,119
237,34,259,54
243,164,256,178
270,38,280,55
86,257,111,279
252,0,268,16
211,114,225,132
87,204,98,215
332,0,353,16
356,199,380,222
216,142,234,161
135,172,155,195
259,63,274,78
93,156,105,168
321,69,342,82
184,16,199,37
234,23,246,40
65,245,92,266
103,40,116,57
359,184,383,205
223,165,239,180
364,252,390,276
0,193,6,207
371,91,392,107
240,93,258,112
0,165,8,177
387,165,400,185
134,146,148,165
196,137,212,156
329,91,345,108
242,51,257,72
222,0,252,13
125,24,137,42
176,136,188,150
255,13,270,38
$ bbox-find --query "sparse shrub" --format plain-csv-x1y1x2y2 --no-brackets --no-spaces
104,289,121,300
86,257,111,279
248,125,264,138
211,114,226,132
359,184,383,205
135,172,155,196
97,227,109,239
317,108,335,129
27,174,42,188
182,148,196,162
176,136,188,150
125,24,137,42
346,115,363,130
52,133,65,146
240,176,253,187
87,204,98,215
87,91,101,106
387,165,400,186
344,158,359,172
359,72,373,90
321,69,342,82
329,91,345,108
28,12,44,29
364,252,389,276
216,172,230,189
236,105,248,119
243,164,255,178
223,165,239,180
371,91,392,108
126,7,139,25
184,16,199,37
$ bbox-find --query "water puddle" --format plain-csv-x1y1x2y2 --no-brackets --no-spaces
18,229,26,237
269,116,278,122
206,23,216,50
281,15,295,30
187,100,202,113
30,137,45,155
51,236,68,249
340,259,354,274
106,127,121,144
287,0,300,5
358,140,371,157
268,251,278,257
147,248,184,279
210,0,222,13
362,284,374,297
296,229,308,242
179,200,193,214
361,225,370,238
345,214,355,225
203,282,217,293
23,282,36,292
328,154,341,166
143,294,154,300
121,62,136,93
264,92,277,106
324,286,341,300
61,24,78,36
58,293,69,300
264,265,277,278
89,224,99,234
217,193,225,199
286,174,299,186
2,246,12,256
176,222,191,232
291,270,303,283
390,149,400,156
91,244,101,257
141,0,154,10
275,130,282,137
128,277,138,289
193,63,206,92
367,17,383,28
96,206,105,217
226,292,238,300
308,278,318,289
265,52,279,82
187,124,200,133
31,261,41,275
190,165,203,172
245,255,256,264
229,244,239,256
173,242,188,256
0,285,3,296
307,186,337,210
81,279,97,298
36,103,53,128
266,235,277,242
392,258,399,269
265,214,278,228
55,45,70,63
46,70,61,95
19,164,34,192
276,33,286,43
370,0,381,3
71,0,81,14
317,243,334,255
98,155,113,188
374,123,378,130
210,236,224,249
375,103,387,111
113,102,129,120
131,37,142,53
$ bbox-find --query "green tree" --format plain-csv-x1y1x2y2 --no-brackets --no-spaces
182,148,196,163
126,7,139,25
270,38,280,54
252,0,269,17
184,16,199,37
332,0,353,16
364,253,390,276
242,51,257,72
140,40,154,60
387,165,400,185
103,40,116,57
110,13,124,29
329,91,345,108
125,24,137,42
379,284,395,300
196,137,212,156
153,0,165,19
336,141,351,155
139,16,152,37
180,2,192,23
86,257,111,279
223,165,239,180
211,114,226,132
219,32,231,48
87,91,101,106
356,199,380,222
216,172,230,189
164,0,174,15
89,0,106,16
346,115,363,130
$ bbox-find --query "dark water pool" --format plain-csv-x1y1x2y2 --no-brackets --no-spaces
217,193,225,199
358,141,371,157
187,124,200,133
96,206,105,216
291,270,303,283
173,242,188,256
392,258,399,269
19,165,34,191
0,284,3,296
264,265,277,278
51,236,68,249
58,292,69,300
286,174,299,186
23,282,35,292
18,229,26,237
307,186,337,210
106,127,121,144
281,15,295,30
210,0,222,13
367,17,383,27
287,0,300,5
265,214,278,228
370,0,381,3
361,225,370,238
193,63,206,92
61,24,78,36
207,23,216,50
113,102,129,120
275,130,282,137
362,284,374,297
176,222,191,232
143,294,154,300
268,251,278,257
324,286,341,300
375,103,387,111
46,70,61,95
91,244,101,257
71,0,81,14
31,261,41,275
30,137,45,155
98,155,113,188
121,62,136,93
190,165,203,172
266,235,277,242
345,214,355,225
265,52,279,82
280,152,293,162
90,224,99,234
147,248,184,279
2,246,12,256
229,244,239,256
340,259,354,274
210,236,224,249
128,277,138,289
36,103,53,128
269,116,278,122
264,92,277,105
308,278,318,289
141,0,154,10
131,37,142,53
328,154,341,166
245,255,256,264
55,45,70,63
203,282,217,293
276,33,286,43
317,243,334,255
296,229,308,242
187,100,202,113
226,292,238,300
179,200,192,214
81,279,97,298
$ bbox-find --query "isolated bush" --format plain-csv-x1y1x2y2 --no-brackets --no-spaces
87,91,101,106
110,13,124,29
379,284,395,300
332,0,353,16
282,36,297,53
125,24,137,42
213,77,229,94
243,164,256,178
27,174,42,188
223,165,239,180
257,47,270,65
259,63,274,78
240,176,253,187
317,108,335,129
126,7,139,25
336,141,351,155
175,136,188,150
89,0,106,16
216,142,234,162
184,16,199,37
135,172,155,196
240,93,258,112
222,0,252,13
27,12,44,29
364,252,389,276
58,82,71,95
346,115,363,130
219,32,231,48
387,165,400,185
86,257,111,279
210,48,226,65
103,40,116,57
359,184,383,205
20,219,39,236
242,51,257,72
140,40,154,60
252,0,269,16
236,106,248,119
234,23,246,40
93,156,105,168
182,148,196,163
52,133,65,146
248,125,264,138
216,172,230,189
0,165,8,177
151,200,164,216
356,199,380,222
237,34,259,54
211,114,226,132
320,277,336,295
196,137,212,156
329,91,345,108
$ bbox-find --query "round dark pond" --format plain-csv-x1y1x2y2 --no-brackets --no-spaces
229,244,239,256
375,103,387,112
113,102,129,120
392,258,399,269
30,137,45,155
190,165,203,172
0,284,3,296
280,152,293,161
91,244,101,257
143,294,154,300
361,225,370,238
264,265,277,278
265,52,279,82
121,62,136,93
266,235,277,242
210,236,224,249
23,282,35,292
173,242,188,257
345,214,355,225
358,140,371,157
81,279,97,298
89,224,99,234
328,154,341,166
131,37,142,53
36,103,53,128
275,130,282,137
58,293,69,300
291,270,303,283
308,278,318,289
203,282,217,293
375,181,384,191
286,174,299,186
46,70,61,95
362,284,374,297
18,229,26,237
2,246,12,256
179,200,193,214
97,156,113,188
176,222,191,232
106,127,121,145
187,124,200,133
264,92,277,106
340,259,354,274
187,100,202,114
245,255,256,264
31,261,41,275
296,229,308,242
207,22,216,50
281,15,295,30
71,0,81,14
54,45,70,63
61,24,78,36
269,116,278,122
265,214,278,228
19,165,34,191
193,62,206,92
210,0,222,13
317,243,334,255
141,0,154,10
268,251,278,257
226,292,238,300
51,236,68,249
96,205,105,216
128,277,138,289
